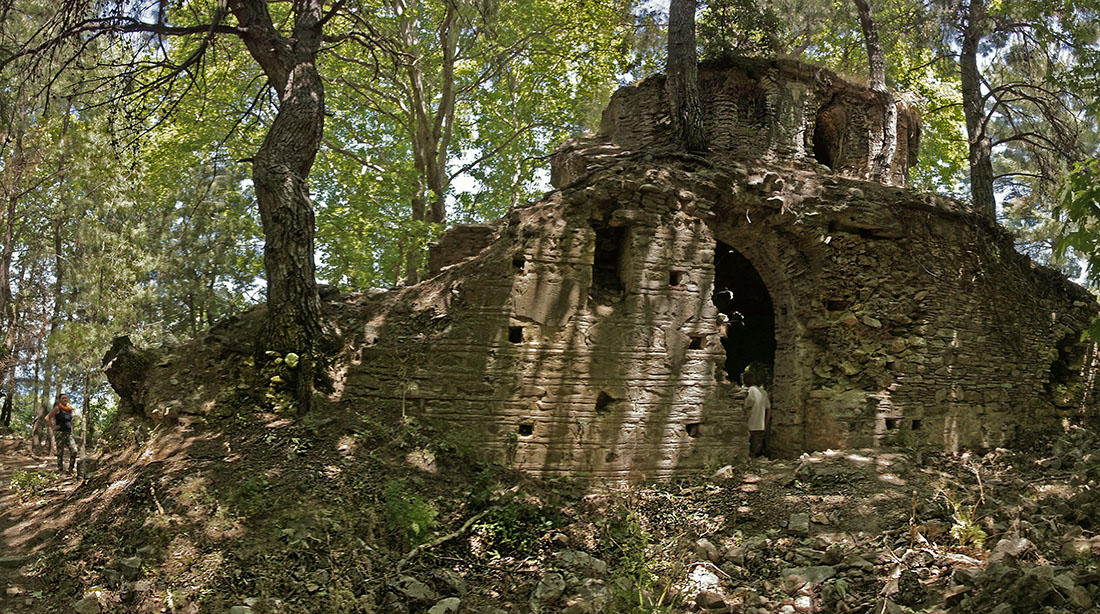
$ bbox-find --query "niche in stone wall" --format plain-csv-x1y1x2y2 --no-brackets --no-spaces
1047,333,1088,407
591,221,627,303
713,242,776,384
595,391,620,415
813,103,847,170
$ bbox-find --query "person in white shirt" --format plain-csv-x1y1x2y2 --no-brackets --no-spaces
743,373,771,458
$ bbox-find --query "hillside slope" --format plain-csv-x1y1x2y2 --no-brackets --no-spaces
1,394,1098,613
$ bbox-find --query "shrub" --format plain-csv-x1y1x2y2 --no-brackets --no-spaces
10,469,51,500
383,480,438,548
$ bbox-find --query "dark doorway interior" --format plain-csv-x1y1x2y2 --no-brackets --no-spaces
713,242,776,384
813,103,845,170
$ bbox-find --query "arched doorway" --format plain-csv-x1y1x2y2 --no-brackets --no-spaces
713,241,776,385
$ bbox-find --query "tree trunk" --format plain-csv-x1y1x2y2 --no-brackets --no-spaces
81,370,90,453
40,207,65,438
40,100,71,449
397,0,459,285
853,0,896,183
0,251,24,429
230,0,326,411
667,0,708,152
404,193,427,284
0,134,22,409
961,0,996,218
0,192,14,429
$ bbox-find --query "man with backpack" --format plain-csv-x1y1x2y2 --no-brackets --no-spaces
46,393,78,473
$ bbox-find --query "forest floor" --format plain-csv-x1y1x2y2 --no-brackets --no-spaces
0,411,1098,614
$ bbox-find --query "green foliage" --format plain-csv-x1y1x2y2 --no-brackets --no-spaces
314,0,639,287
938,490,987,549
0,7,265,419
228,476,271,515
10,469,51,500
602,509,679,612
470,494,558,557
382,479,438,549
1055,158,1100,292
949,503,987,549
433,427,484,465
98,412,151,450
699,0,784,59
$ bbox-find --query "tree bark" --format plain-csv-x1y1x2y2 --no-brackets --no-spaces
0,395,10,429
0,134,22,412
81,370,90,453
229,0,327,410
404,193,427,284
667,0,708,153
961,0,996,218
853,0,896,183
0,192,16,429
0,255,26,428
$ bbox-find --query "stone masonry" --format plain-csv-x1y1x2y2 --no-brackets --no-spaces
402,57,1098,477
106,58,1100,481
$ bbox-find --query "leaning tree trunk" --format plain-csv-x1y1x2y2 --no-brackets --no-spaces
667,0,708,152
960,0,996,218
230,0,326,411
853,0,896,183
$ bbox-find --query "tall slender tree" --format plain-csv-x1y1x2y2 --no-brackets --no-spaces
852,0,897,183
958,0,997,218
317,0,638,286
2,0,340,409
668,0,708,152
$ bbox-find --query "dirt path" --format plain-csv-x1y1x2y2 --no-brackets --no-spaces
0,436,77,609
0,437,52,541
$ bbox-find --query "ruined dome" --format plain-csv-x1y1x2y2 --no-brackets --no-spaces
558,57,919,189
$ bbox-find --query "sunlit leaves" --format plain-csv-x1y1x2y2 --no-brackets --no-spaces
1054,158,1100,286
313,0,638,288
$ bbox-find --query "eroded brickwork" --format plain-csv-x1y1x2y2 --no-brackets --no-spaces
340,150,1098,479
596,58,920,188
108,59,1100,481
349,59,1098,479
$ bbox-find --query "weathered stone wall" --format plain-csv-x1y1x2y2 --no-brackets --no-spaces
700,164,1099,453
340,144,1098,480
348,166,739,481
427,224,496,276
106,59,1100,482
596,58,919,188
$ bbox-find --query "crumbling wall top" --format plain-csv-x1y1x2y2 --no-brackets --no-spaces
578,57,919,188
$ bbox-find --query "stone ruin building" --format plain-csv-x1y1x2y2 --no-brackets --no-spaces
108,58,1100,481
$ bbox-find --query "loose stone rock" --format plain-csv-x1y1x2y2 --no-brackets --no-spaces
555,550,608,577
427,597,461,614
695,589,726,610
120,556,142,577
73,597,100,614
392,575,438,602
531,573,566,606
561,579,610,614
695,538,720,562
789,513,810,536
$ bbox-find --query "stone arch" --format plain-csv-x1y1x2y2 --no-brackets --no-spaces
713,242,775,384
707,220,811,456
